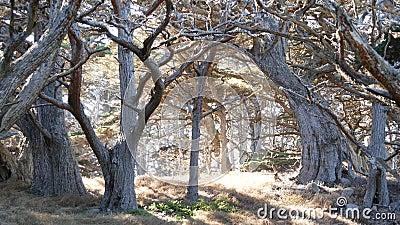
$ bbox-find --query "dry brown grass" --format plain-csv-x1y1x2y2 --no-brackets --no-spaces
0,180,172,225
0,172,399,225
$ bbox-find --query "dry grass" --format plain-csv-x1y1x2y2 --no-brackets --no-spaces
0,180,171,225
0,172,399,224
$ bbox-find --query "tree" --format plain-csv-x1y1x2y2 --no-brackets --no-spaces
0,0,82,136
1,0,400,214
18,82,86,196
364,101,390,207
186,61,211,203
243,16,350,184
36,0,174,211
0,0,86,195
167,0,352,184
39,21,139,210
100,0,137,210
327,0,400,107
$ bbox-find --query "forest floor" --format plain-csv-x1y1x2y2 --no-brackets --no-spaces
0,171,399,225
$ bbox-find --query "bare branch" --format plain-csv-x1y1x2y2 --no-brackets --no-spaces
39,93,72,111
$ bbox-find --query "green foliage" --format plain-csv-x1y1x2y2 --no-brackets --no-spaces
69,131,84,136
373,40,388,55
126,208,152,217
95,45,112,54
61,42,71,48
193,197,237,213
148,200,193,219
147,198,237,219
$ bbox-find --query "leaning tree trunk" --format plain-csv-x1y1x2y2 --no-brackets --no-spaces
256,55,347,185
248,15,350,184
19,82,86,196
288,96,346,184
12,10,85,196
364,101,390,207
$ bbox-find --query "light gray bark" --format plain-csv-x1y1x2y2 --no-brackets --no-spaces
99,0,137,211
364,102,390,207
328,1,400,107
0,0,82,135
13,19,85,195
247,15,349,184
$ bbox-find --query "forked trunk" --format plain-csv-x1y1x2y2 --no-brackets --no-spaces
99,0,138,210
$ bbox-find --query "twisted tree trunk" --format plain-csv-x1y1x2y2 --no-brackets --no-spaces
0,0,82,135
19,83,86,196
248,15,349,184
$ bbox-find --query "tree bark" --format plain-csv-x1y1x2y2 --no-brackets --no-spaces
101,141,136,211
98,0,137,211
248,15,349,184
19,83,86,196
17,20,85,195
289,96,346,184
364,102,390,207
328,1,400,107
0,0,82,135
187,64,209,203
186,94,202,203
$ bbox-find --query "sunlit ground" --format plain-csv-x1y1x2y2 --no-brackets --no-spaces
0,172,398,224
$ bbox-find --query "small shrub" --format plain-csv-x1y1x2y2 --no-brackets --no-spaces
148,200,193,219
69,131,84,137
147,198,238,219
126,208,152,217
